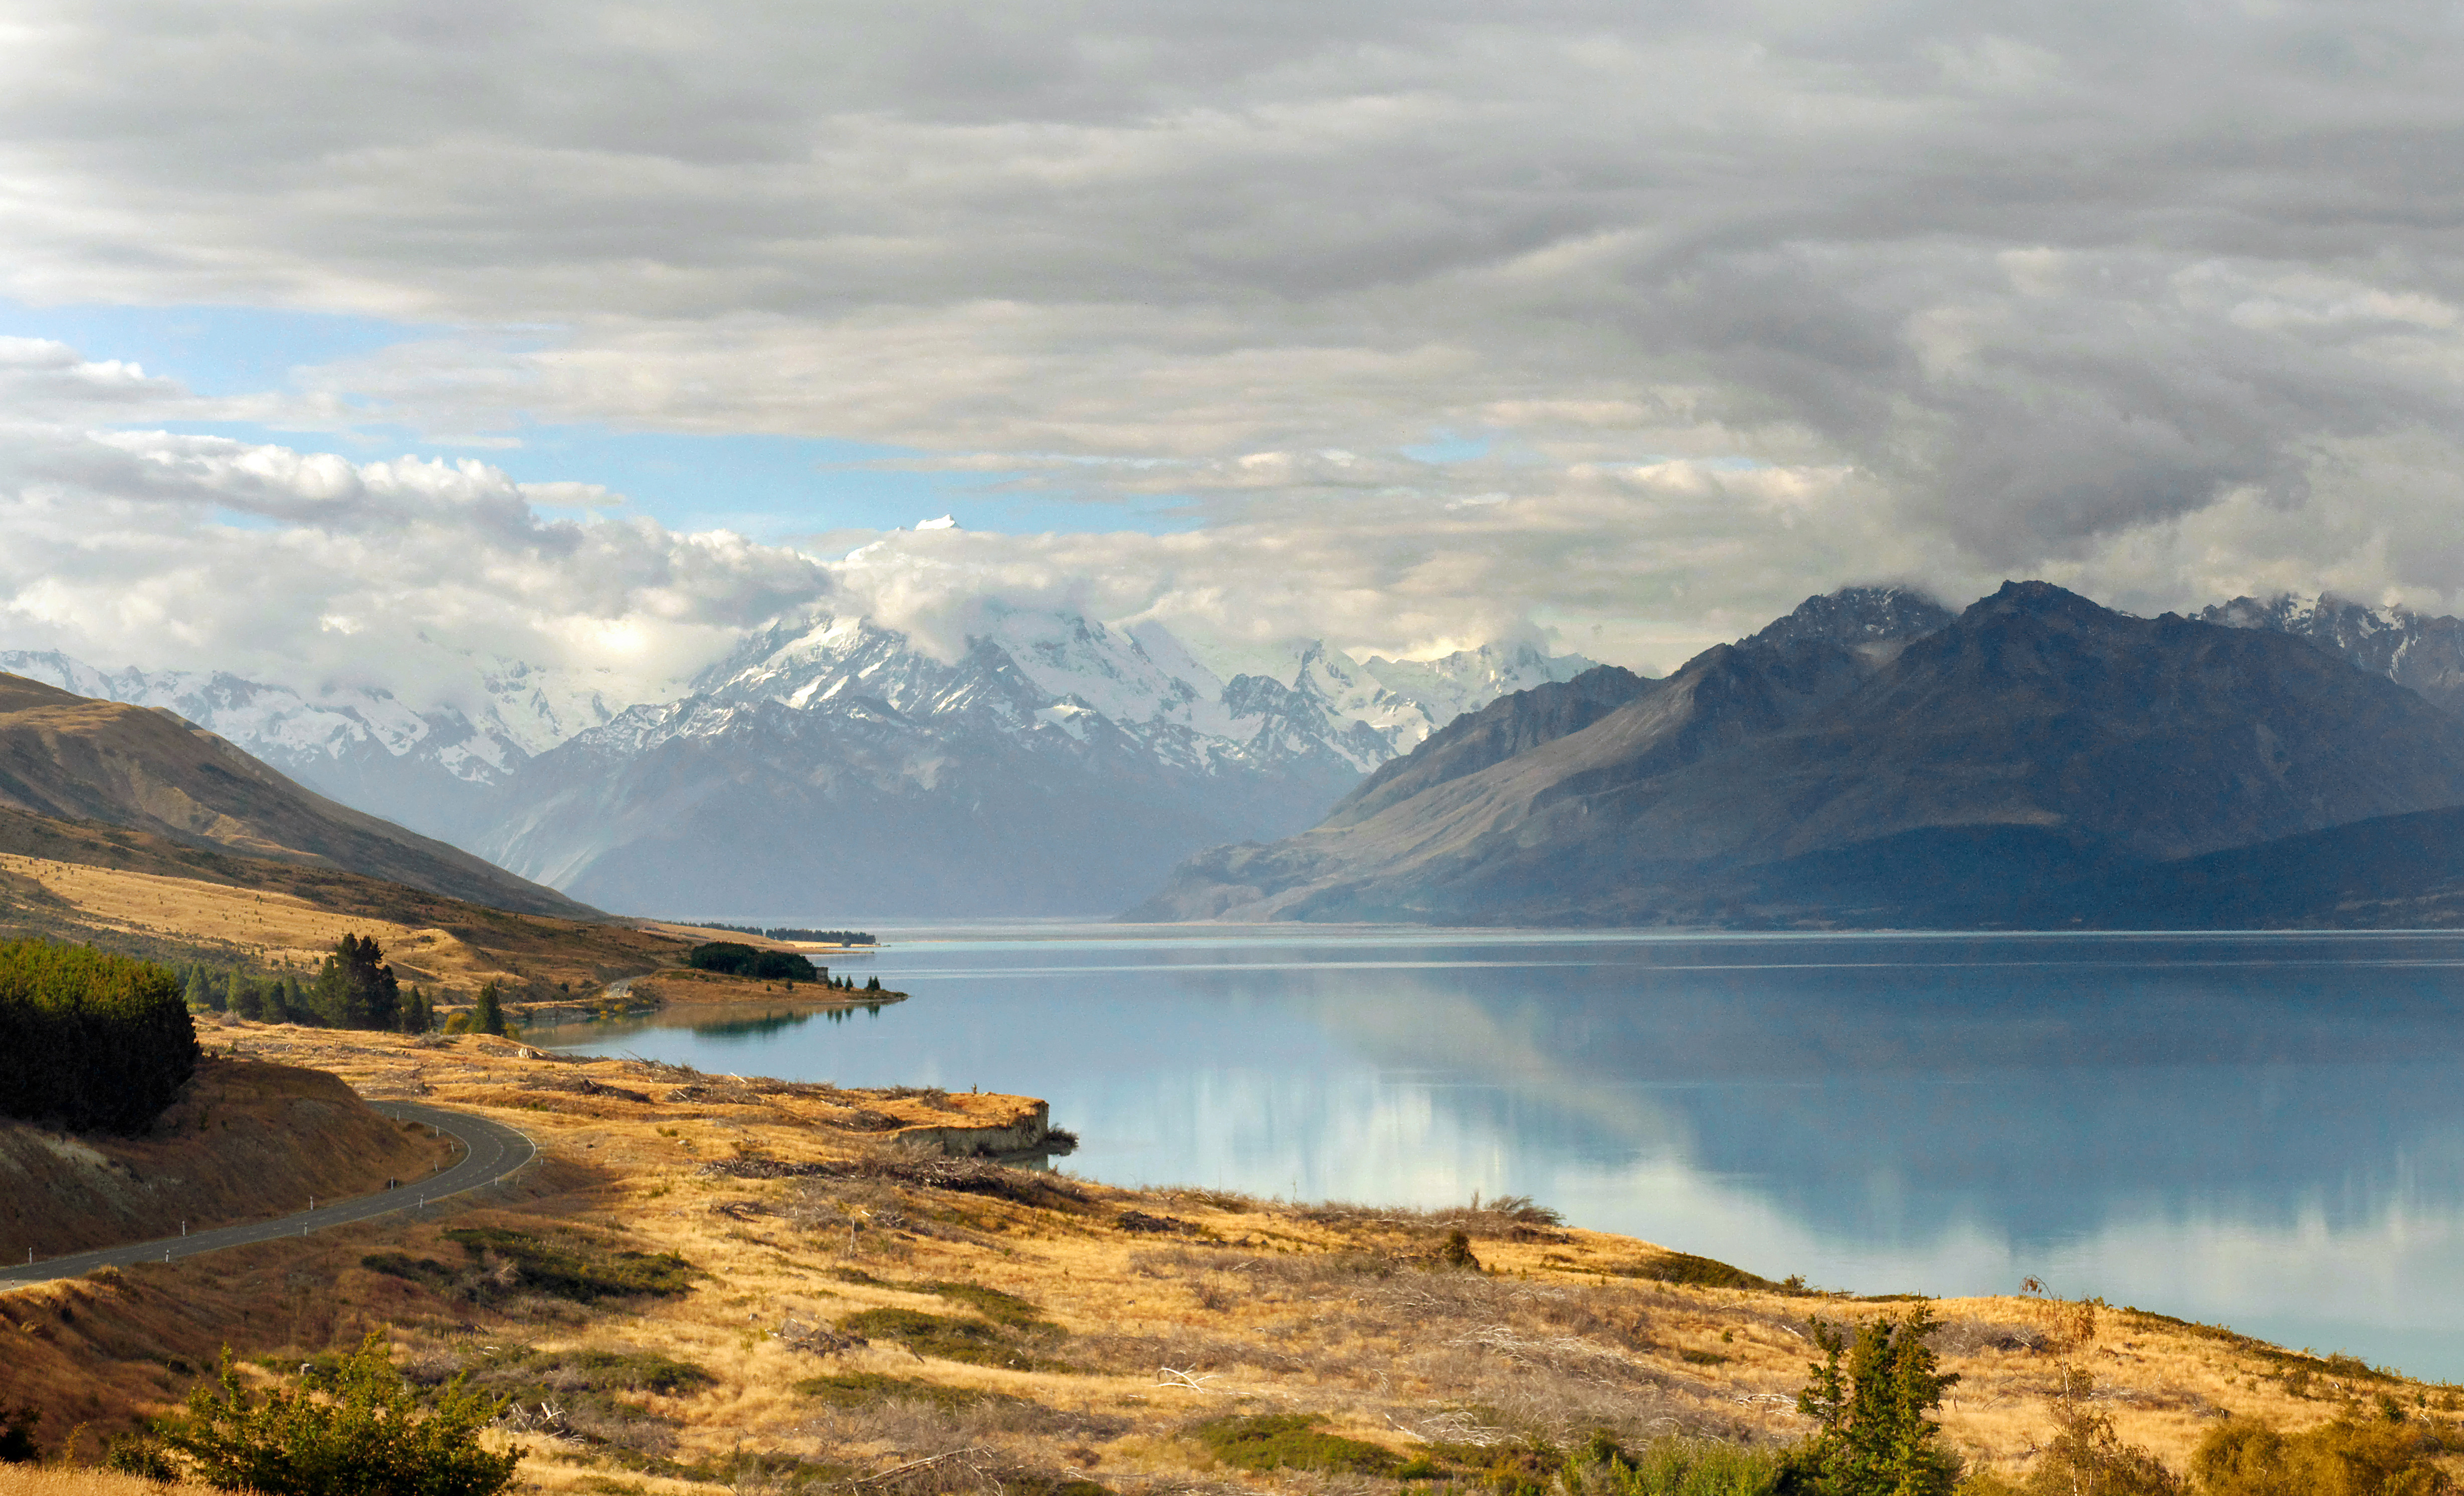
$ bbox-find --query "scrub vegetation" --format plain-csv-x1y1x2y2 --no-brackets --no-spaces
0,939,196,1132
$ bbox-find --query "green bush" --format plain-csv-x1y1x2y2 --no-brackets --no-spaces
158,1331,522,1496
440,1226,694,1303
1574,1432,1786,1495
1193,1413,1400,1476
793,1372,1021,1410
837,1306,1017,1365
0,938,196,1132
2009,1369,2182,1494
104,1432,179,1481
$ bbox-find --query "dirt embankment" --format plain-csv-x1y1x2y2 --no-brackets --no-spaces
0,1056,456,1260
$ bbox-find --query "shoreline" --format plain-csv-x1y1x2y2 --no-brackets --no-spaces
4,1022,2447,1492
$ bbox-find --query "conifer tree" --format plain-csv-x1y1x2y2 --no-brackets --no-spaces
474,981,507,1037
1791,1302,1961,1494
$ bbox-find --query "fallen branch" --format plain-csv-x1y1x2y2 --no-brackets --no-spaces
849,1447,996,1487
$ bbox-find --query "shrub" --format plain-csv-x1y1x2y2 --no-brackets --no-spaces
2013,1368,2182,1494
440,1227,695,1303
158,1331,522,1496
0,1402,39,1463
1575,1431,1786,1495
0,938,196,1133
794,1372,1017,1410
1193,1413,1400,1476
2191,1414,2453,1495
837,1307,1014,1365
104,1432,179,1481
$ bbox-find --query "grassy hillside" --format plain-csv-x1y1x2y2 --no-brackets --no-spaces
0,673,592,919
0,805,691,1001
0,1055,453,1258
4,1024,2453,1495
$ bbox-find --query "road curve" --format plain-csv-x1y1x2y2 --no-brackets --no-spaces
0,1102,537,1287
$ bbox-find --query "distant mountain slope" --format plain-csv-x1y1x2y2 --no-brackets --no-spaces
5,610,1593,917
1324,665,1657,828
473,609,1593,916
0,673,597,919
1132,583,2464,924
2201,593,2464,717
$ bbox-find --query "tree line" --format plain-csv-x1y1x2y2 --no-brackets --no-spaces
697,923,875,944
177,935,439,1034
0,938,198,1134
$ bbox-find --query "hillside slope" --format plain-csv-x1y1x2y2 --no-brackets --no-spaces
0,1056,452,1258
0,673,595,919
0,804,686,998
1135,583,2464,924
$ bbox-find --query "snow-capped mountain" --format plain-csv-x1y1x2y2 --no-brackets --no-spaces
1,611,1593,916
473,608,1594,914
2201,594,2464,716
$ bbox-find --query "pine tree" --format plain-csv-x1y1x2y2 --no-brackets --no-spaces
474,981,507,1037
1791,1302,1962,1494
313,935,401,1030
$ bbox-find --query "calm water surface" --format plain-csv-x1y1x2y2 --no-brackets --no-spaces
538,927,2464,1379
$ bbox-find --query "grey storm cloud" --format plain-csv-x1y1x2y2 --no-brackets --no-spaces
3,0,2464,647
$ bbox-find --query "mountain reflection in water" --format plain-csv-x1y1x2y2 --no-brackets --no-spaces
539,927,2464,1378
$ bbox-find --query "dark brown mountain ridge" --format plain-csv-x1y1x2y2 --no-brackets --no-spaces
1129,582,2464,926
0,671,597,919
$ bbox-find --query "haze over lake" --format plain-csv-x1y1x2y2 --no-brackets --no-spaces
540,927,2464,1380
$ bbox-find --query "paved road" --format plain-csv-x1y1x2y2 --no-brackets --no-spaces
0,1102,537,1286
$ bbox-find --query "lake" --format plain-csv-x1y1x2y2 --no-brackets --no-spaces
536,926,2464,1381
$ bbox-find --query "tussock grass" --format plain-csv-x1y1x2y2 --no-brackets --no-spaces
0,1468,225,1496
9,1025,2452,1496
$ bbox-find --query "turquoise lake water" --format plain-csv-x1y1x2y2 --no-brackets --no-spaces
537,926,2464,1380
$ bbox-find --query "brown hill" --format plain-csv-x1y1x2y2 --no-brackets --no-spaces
0,1055,452,1259
0,673,592,919
0,803,687,999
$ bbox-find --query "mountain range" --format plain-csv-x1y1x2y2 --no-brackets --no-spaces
1131,583,2464,927
2,611,1593,917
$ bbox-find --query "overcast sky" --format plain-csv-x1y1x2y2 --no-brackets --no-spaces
4,0,2462,695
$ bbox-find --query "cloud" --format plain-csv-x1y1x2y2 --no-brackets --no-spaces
0,349,834,707
6,1,2464,656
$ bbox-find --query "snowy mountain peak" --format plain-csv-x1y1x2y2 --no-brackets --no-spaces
2201,592,2464,717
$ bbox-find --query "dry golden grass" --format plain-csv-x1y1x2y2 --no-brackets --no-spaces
0,1466,225,1496
5,1028,2454,1495
0,853,496,981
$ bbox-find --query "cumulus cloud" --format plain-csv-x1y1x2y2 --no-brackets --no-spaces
0,346,834,707
5,0,2464,660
